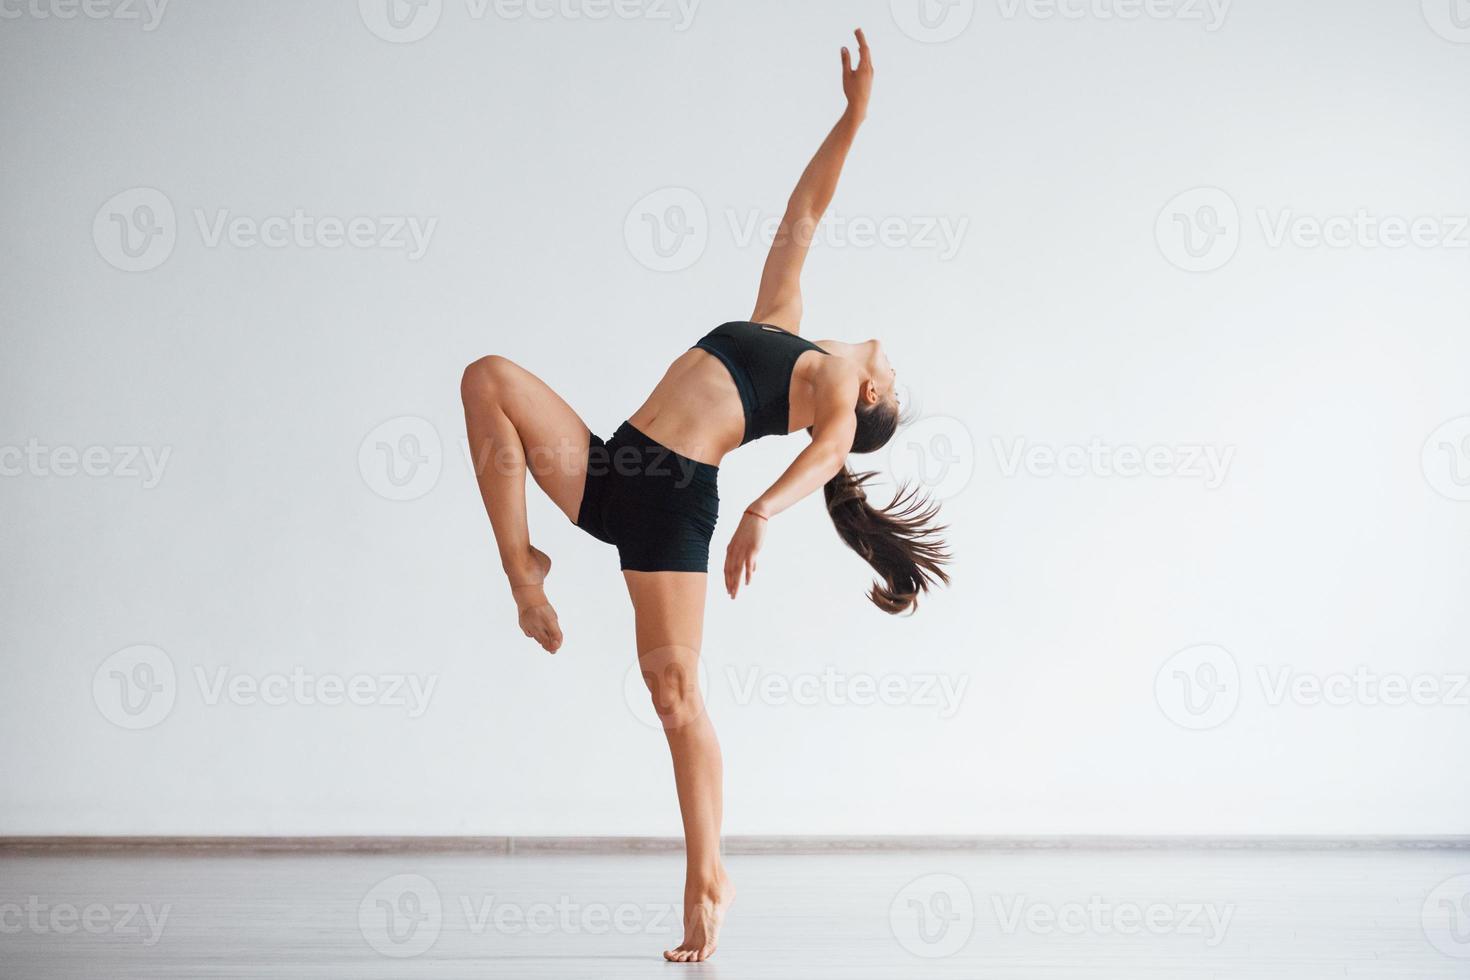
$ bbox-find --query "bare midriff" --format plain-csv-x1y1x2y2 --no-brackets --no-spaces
626,350,746,466
627,347,827,466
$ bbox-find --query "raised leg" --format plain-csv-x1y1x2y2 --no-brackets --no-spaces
460,355,591,653
623,570,734,963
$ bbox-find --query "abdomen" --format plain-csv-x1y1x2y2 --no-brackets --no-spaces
627,350,746,465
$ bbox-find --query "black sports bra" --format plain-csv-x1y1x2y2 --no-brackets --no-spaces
692,321,828,445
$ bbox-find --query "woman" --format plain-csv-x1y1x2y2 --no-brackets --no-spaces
460,28,947,963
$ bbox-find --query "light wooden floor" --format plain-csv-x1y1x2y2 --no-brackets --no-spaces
1,848,1466,978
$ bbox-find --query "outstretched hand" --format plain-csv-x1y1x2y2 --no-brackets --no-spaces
841,28,874,118
724,511,768,600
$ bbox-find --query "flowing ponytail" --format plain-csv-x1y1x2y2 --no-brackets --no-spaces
823,400,950,615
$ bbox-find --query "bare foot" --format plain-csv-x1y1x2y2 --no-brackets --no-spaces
664,872,734,963
510,547,562,654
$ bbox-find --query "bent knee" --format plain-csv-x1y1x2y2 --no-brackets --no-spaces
460,354,517,401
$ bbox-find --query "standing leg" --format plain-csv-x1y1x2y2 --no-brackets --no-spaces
461,354,591,653
623,570,734,963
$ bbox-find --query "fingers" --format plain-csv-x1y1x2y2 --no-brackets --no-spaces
727,548,747,599
854,27,872,70
841,46,852,73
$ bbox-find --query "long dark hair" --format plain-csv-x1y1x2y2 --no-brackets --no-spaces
822,399,950,614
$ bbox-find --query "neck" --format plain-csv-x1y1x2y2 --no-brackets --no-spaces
819,339,878,384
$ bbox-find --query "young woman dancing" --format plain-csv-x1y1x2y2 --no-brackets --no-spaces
460,29,948,963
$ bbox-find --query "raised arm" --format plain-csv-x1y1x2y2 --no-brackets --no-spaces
750,28,874,333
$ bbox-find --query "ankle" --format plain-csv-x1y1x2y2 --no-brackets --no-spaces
510,582,548,611
685,865,730,901
502,546,546,586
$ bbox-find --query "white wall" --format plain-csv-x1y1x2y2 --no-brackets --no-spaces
2,0,1467,837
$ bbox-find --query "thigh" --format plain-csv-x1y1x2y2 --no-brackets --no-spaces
623,571,708,654
489,358,594,521
624,571,708,721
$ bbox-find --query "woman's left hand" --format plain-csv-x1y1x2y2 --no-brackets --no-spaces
841,28,873,119
724,510,768,599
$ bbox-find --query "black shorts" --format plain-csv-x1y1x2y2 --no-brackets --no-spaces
574,422,720,573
